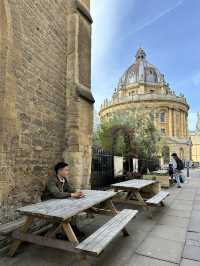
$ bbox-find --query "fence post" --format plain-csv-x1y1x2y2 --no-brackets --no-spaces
186,161,190,178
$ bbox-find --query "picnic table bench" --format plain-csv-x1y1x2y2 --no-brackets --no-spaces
9,190,138,265
112,179,169,217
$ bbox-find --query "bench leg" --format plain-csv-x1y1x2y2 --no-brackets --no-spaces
45,223,61,238
134,191,153,219
126,191,135,200
62,222,79,244
78,254,91,266
160,201,165,207
62,223,91,266
152,182,161,194
8,216,34,257
106,199,129,236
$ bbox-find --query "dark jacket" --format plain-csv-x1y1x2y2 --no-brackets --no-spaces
42,176,75,200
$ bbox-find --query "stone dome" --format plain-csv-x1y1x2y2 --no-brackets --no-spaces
118,48,165,88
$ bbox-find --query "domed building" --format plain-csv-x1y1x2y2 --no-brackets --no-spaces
99,48,191,164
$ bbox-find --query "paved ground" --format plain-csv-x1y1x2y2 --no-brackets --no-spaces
0,169,200,266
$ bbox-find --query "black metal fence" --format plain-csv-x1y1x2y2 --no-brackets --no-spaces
91,148,114,189
90,148,160,189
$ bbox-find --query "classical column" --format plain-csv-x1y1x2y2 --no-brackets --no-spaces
181,111,185,138
180,110,183,137
185,113,189,137
168,108,173,137
173,109,177,137
183,113,186,137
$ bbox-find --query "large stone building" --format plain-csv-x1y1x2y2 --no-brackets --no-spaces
190,113,200,162
0,0,94,222
100,48,190,164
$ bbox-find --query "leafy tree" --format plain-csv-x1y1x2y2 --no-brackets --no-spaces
94,109,165,173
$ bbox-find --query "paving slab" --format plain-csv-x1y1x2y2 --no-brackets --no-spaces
136,236,184,263
126,254,176,266
0,245,79,266
130,214,157,233
181,258,200,266
176,195,194,201
170,202,193,211
173,200,194,206
183,241,200,262
149,224,186,242
187,232,200,241
165,209,191,218
191,210,200,218
95,231,147,266
183,188,197,192
193,203,200,211
188,217,200,233
158,215,189,229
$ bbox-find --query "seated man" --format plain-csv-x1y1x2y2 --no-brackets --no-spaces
43,162,85,238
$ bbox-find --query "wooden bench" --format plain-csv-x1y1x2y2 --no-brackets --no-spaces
0,218,26,236
0,218,27,254
0,218,53,255
146,191,169,206
76,209,137,256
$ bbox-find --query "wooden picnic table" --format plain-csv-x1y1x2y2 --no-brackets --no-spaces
112,179,159,191
9,190,137,265
112,179,169,217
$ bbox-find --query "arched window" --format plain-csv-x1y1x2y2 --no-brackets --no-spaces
160,112,165,123
161,128,166,135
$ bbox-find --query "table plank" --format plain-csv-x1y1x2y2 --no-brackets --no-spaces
112,179,157,190
17,190,116,222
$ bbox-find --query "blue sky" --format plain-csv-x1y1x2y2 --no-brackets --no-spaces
91,0,200,131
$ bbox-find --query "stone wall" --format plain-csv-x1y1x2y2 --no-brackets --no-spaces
0,0,94,222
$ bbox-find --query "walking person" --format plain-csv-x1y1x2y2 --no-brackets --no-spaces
171,153,185,188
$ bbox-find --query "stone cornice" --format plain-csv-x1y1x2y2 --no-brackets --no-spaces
76,0,93,24
101,93,189,113
76,83,95,103
167,137,191,145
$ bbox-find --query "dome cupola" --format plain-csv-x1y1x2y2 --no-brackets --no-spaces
135,48,146,60
117,48,165,89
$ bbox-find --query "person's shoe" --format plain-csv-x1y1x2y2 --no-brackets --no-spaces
55,233,68,240
177,185,182,188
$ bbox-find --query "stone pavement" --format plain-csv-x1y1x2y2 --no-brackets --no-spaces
0,169,200,266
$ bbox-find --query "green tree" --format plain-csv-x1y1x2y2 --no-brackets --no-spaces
94,109,164,172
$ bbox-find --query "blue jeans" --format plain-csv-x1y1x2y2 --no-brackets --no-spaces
175,172,185,187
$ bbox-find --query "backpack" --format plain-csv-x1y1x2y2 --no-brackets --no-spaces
176,159,184,170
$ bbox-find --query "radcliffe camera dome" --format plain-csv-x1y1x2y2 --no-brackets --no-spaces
118,48,165,88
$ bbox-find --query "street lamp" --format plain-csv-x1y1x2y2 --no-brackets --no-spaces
186,138,193,178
